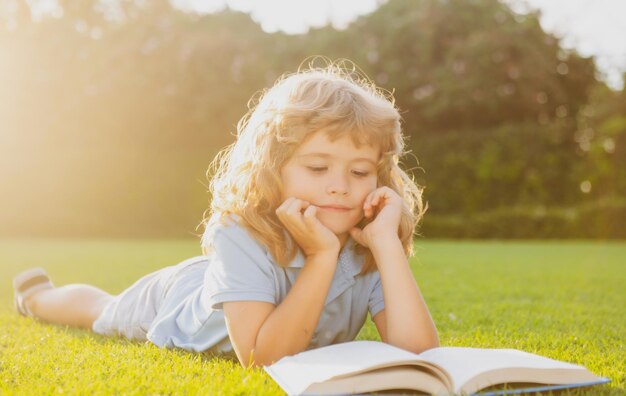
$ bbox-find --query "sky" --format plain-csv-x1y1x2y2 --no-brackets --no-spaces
503,0,626,90
26,0,626,89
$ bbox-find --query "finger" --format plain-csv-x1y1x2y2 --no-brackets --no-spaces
366,189,378,205
303,203,316,218
281,199,310,234
372,187,392,207
286,198,309,217
276,197,295,215
363,190,378,217
302,204,319,225
276,198,299,226
372,189,385,206
366,189,385,215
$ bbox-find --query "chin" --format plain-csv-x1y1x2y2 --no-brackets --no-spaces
319,217,361,236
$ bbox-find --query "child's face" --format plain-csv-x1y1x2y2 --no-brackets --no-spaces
280,131,379,243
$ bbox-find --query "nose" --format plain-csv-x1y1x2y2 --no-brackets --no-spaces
326,173,349,196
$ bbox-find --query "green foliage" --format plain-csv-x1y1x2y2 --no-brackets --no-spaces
346,0,596,132
0,0,622,238
421,198,626,238
0,239,624,393
574,83,626,199
408,122,582,213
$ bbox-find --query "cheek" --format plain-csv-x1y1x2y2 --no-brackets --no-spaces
280,166,298,195
358,178,378,199
350,182,376,214
281,171,313,199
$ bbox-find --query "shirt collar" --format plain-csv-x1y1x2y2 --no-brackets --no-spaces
282,237,363,277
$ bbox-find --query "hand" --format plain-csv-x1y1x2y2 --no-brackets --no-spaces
275,197,340,259
349,187,403,249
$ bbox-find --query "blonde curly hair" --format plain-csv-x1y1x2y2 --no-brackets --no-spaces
201,58,426,274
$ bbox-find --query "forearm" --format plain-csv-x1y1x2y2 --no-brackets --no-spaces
253,252,337,365
372,237,439,353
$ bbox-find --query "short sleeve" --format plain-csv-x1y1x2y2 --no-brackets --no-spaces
368,271,385,318
203,223,277,310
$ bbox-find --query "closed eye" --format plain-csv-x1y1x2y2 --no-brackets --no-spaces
306,166,370,177
352,170,370,177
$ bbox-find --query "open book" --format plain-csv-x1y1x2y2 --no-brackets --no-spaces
264,341,609,395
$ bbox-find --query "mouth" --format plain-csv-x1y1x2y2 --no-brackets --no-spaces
318,205,352,212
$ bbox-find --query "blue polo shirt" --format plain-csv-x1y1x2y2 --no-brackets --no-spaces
139,216,385,354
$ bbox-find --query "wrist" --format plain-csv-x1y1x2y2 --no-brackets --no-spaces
369,234,403,255
307,248,339,263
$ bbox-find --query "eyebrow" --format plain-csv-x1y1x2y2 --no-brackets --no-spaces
297,153,378,166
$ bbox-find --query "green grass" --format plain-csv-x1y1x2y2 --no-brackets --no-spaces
1,238,624,394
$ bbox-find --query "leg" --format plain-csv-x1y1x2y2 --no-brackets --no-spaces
25,284,114,329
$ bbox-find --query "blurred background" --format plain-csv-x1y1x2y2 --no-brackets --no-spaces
1,0,624,240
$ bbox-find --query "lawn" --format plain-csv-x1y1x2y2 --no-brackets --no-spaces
1,238,624,395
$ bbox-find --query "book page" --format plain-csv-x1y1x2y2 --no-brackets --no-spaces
419,347,597,393
308,365,448,395
264,341,441,395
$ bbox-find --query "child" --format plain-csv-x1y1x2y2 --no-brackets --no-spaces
13,59,439,367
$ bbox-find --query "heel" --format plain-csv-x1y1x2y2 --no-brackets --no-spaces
13,268,54,316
